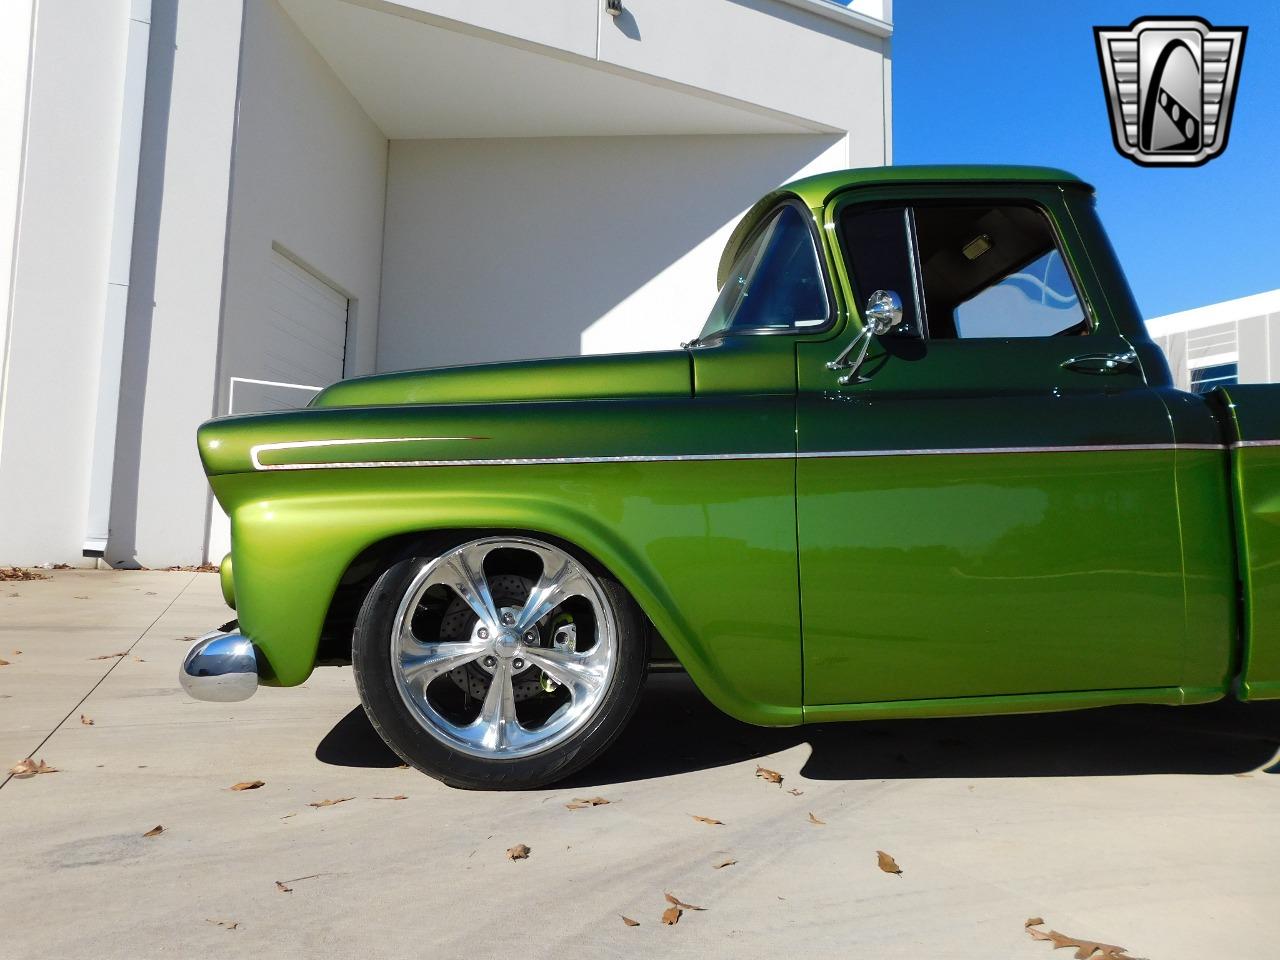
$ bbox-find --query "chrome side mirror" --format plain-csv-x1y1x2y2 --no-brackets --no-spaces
864,289,903,335
826,288,904,384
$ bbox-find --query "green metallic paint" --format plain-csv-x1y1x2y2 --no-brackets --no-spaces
201,394,802,724
310,350,691,408
804,684,1219,724
1205,385,1280,700
793,179,1200,708
196,165,1262,729
219,553,236,610
211,457,802,724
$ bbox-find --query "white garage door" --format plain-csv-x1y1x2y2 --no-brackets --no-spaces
238,250,349,412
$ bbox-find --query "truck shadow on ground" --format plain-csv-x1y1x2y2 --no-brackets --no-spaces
316,674,1280,786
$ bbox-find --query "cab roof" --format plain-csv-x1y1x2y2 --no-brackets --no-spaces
718,165,1090,287
781,164,1087,207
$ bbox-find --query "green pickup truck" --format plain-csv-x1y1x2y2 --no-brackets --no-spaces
185,165,1279,789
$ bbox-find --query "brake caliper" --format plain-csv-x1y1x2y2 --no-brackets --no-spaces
539,614,577,693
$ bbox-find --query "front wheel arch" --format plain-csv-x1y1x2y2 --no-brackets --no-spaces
316,527,674,666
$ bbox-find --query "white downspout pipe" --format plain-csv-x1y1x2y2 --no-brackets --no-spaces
83,0,151,558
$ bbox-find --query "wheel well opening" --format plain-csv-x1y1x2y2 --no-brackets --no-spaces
315,529,677,667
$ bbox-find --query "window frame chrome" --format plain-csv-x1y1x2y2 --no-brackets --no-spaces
692,198,837,348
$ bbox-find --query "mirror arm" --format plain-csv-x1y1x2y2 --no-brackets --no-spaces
826,289,902,386
825,324,875,385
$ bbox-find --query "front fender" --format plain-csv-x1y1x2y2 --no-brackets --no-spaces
217,458,802,726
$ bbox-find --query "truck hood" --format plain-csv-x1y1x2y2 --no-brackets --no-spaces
311,350,692,408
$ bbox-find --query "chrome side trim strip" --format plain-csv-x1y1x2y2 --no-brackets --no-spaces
249,435,486,470
1232,439,1280,449
247,440,1228,471
797,442,1226,459
252,451,796,472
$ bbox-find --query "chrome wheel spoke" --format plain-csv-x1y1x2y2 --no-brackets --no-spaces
438,543,500,630
522,646,607,702
399,640,483,688
516,558,589,633
469,661,525,751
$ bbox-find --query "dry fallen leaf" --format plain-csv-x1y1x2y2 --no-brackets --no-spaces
0,658,9,667
88,652,128,660
371,795,408,800
80,714,93,726
786,787,804,796
142,825,164,838
661,906,682,926
0,567,48,581
1026,917,1044,928
565,796,611,810
230,780,264,791
621,916,640,927
205,918,239,931
1024,920,1131,959
274,874,319,894
808,812,825,825
690,815,723,826
755,765,783,785
8,758,58,778
308,797,353,808
713,859,737,870
507,844,531,861
876,850,902,876
664,892,706,911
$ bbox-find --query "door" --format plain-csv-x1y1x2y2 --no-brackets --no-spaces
796,185,1187,706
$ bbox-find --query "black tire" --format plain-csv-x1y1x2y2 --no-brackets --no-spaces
352,550,649,790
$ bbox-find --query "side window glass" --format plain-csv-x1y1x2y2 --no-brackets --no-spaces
700,205,828,340
914,204,1089,339
839,206,924,338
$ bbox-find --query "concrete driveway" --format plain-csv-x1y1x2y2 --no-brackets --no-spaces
2,569,1278,959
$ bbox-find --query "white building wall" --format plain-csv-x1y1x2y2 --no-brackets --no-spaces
219,0,389,395
1148,289,1280,393
596,0,888,157
379,0,890,149
378,134,847,369
201,0,389,563
0,1,130,565
0,0,36,412
106,1,243,567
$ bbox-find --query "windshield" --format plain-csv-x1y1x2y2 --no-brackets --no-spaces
699,205,828,341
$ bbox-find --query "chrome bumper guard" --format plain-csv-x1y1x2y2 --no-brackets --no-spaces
179,624,260,702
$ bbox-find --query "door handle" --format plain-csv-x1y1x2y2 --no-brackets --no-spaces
1060,350,1138,375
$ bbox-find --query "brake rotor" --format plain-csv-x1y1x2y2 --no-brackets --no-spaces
439,573,546,702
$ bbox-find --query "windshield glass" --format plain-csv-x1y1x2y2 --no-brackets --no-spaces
699,205,828,340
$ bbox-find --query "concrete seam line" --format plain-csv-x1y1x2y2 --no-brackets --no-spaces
0,572,199,792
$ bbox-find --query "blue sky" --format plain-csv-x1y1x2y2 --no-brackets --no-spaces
891,2,1278,319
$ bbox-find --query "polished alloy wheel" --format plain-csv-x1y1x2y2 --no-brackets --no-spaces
390,537,617,760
